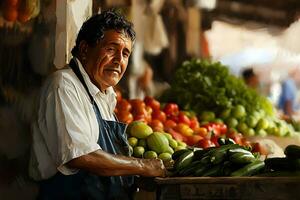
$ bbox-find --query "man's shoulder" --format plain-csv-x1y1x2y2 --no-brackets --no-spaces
45,67,78,87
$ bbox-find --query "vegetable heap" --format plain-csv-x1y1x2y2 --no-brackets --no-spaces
161,59,295,137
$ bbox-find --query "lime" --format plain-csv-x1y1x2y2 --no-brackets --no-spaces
256,118,269,130
128,137,138,147
246,116,258,128
174,145,186,151
138,139,147,148
232,105,246,119
169,139,178,149
165,146,174,154
163,132,173,140
220,108,231,119
200,111,215,122
177,141,187,147
256,129,267,137
245,128,255,136
158,152,172,161
144,151,158,159
237,122,248,133
226,117,238,128
133,146,145,158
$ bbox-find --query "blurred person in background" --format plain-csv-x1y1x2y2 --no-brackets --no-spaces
278,67,300,118
242,68,260,89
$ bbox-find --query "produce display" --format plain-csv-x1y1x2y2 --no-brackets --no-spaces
126,121,187,161
263,144,300,176
170,141,265,177
160,59,296,137
115,95,253,150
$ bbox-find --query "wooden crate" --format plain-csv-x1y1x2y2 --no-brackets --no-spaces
155,177,300,200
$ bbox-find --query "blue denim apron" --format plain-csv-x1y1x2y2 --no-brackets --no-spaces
37,59,134,200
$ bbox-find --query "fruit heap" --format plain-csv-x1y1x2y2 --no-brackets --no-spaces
171,140,265,177
115,95,252,150
126,121,187,161
161,59,296,137
1,0,40,23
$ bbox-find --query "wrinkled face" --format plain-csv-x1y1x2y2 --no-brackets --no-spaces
83,30,132,92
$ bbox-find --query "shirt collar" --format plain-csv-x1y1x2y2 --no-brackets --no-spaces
74,57,116,99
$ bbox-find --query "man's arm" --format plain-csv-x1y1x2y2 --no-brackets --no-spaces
67,149,166,177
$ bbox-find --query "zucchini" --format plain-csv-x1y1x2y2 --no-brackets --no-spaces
172,149,192,160
217,137,226,146
230,160,265,176
201,165,222,177
228,148,252,156
194,165,210,176
229,152,256,164
284,145,300,159
174,151,194,171
265,157,300,171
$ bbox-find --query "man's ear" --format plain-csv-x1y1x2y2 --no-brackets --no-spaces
78,41,88,59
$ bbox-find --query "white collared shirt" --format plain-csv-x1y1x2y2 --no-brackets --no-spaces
29,58,117,180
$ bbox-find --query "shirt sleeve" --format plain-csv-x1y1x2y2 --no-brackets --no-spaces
43,78,100,175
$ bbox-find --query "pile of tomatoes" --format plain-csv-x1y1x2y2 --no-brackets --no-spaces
115,94,251,149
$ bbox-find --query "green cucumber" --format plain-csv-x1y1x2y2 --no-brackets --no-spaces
265,157,300,171
284,145,300,159
228,148,252,156
172,149,192,160
230,160,265,176
202,165,222,177
229,152,256,164
174,151,194,171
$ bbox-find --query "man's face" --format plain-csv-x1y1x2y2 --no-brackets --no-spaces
84,29,132,92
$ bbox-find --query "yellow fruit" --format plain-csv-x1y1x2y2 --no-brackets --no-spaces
128,137,138,147
130,121,153,139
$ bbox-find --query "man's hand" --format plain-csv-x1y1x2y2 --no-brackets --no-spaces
140,158,166,177
67,149,167,177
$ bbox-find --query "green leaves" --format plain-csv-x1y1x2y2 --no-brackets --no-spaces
160,58,274,118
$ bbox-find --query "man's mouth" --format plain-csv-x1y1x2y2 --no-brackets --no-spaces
105,68,121,74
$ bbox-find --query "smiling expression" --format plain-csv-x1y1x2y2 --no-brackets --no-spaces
81,29,133,92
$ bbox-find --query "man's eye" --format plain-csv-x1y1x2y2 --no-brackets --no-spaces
123,52,130,58
106,47,115,52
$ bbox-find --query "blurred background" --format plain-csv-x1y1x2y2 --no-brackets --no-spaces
1,0,300,199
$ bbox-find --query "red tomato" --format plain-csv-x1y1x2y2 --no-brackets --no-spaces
163,119,177,131
168,114,179,123
144,96,161,111
133,114,147,123
152,110,167,122
189,116,200,130
115,89,122,102
116,99,132,112
198,139,215,149
163,103,179,116
168,128,187,142
178,112,191,126
117,111,133,124
186,135,203,146
149,119,164,132
210,135,220,147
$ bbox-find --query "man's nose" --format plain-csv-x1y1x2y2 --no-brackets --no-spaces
113,50,123,64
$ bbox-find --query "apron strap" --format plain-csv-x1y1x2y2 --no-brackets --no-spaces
69,58,95,104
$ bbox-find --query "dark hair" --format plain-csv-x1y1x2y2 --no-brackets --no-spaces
242,68,255,80
71,10,136,56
